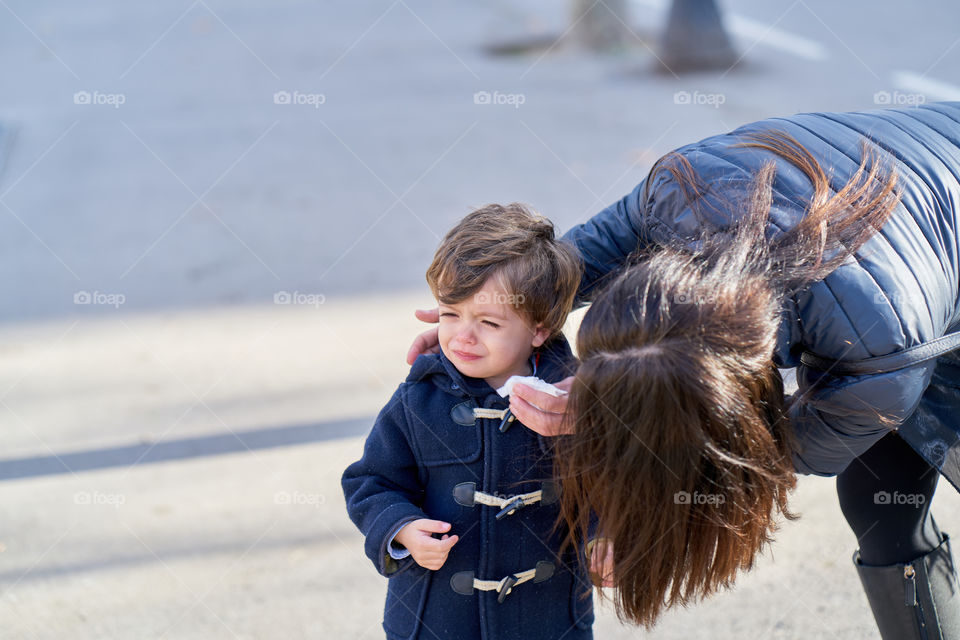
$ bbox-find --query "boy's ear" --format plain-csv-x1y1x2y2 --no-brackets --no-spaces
531,325,550,348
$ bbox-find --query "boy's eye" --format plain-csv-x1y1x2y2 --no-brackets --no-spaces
482,320,500,328
439,312,457,318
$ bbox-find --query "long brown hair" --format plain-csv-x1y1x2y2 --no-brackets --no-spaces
555,131,901,626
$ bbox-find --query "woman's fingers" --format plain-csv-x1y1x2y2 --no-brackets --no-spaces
415,308,439,323
510,392,571,436
406,326,440,365
600,543,615,587
513,383,569,414
406,308,441,365
590,539,616,588
509,382,573,436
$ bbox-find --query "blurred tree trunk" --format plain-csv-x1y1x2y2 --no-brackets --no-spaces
657,0,738,72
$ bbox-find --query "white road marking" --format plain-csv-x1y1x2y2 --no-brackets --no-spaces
892,70,960,101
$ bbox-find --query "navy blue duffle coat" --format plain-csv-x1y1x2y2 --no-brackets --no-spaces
342,336,594,640
562,102,960,489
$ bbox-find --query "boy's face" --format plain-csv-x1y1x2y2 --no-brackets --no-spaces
437,276,550,390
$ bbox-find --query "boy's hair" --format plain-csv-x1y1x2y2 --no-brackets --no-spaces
425,203,582,339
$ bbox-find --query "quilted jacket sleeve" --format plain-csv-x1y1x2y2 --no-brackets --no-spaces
561,180,648,306
341,385,428,576
789,361,938,476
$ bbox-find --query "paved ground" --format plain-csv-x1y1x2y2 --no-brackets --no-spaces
5,299,960,639
3,0,960,638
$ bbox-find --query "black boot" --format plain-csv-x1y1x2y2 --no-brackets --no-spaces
855,533,960,639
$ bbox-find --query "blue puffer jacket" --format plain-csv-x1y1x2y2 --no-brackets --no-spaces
341,336,594,640
562,102,960,489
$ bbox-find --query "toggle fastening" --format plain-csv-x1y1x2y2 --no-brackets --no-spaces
452,482,557,518
450,561,555,602
471,407,516,433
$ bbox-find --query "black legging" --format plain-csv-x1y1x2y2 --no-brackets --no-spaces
837,430,941,566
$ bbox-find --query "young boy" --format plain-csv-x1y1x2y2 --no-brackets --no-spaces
341,203,595,640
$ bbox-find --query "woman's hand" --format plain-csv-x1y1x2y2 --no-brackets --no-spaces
509,376,574,436
589,538,615,588
405,308,440,365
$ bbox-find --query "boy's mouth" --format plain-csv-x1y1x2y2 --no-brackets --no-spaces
453,350,481,361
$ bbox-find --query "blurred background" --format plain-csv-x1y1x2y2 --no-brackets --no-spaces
1,0,960,637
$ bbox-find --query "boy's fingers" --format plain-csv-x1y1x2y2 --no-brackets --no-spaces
424,533,458,550
418,520,452,534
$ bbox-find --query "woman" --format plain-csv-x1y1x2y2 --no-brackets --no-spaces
407,102,960,639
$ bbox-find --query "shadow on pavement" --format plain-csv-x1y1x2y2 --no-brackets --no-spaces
0,416,372,481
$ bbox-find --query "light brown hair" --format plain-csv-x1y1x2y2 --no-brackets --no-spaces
555,132,901,627
426,203,582,339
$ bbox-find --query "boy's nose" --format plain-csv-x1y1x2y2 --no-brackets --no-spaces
455,326,477,344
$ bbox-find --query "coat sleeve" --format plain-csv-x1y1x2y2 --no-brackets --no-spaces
789,361,937,476
561,180,649,305
341,385,429,576
561,155,731,305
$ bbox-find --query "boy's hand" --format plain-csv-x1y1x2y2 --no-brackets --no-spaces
394,519,459,571
589,538,615,588
406,308,441,365
510,376,574,436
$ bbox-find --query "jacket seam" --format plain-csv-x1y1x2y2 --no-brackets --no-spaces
776,116,927,339
815,112,948,274
689,147,792,236
812,276,872,358
819,112,945,332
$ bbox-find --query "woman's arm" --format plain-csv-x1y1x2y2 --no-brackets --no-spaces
562,181,648,306
789,361,936,476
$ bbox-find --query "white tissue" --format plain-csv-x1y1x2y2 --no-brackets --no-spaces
496,375,567,398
